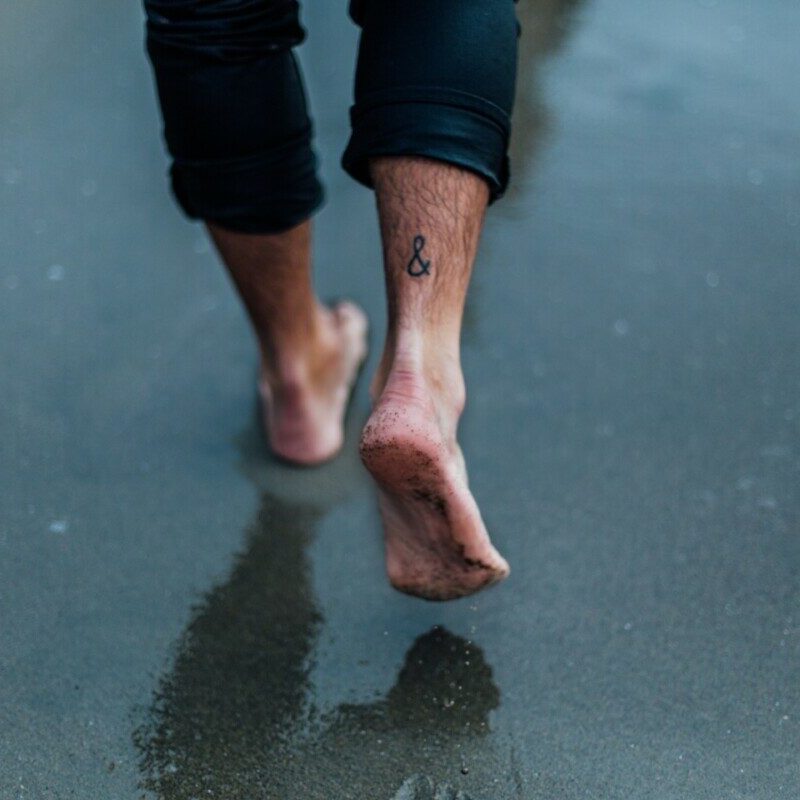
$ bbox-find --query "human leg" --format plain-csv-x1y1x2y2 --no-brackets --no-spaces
360,157,509,600
144,0,367,463
207,221,367,465
344,0,520,599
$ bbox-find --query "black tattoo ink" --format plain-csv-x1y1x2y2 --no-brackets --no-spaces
406,235,431,277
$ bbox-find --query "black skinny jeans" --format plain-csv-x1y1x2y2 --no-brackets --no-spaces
144,0,519,234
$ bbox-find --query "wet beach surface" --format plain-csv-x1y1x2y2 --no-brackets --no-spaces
1,1,799,797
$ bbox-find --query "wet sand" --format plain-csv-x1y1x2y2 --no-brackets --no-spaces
1,1,798,797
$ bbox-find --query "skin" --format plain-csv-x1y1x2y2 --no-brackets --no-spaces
207,219,368,466
362,156,509,600
206,155,509,599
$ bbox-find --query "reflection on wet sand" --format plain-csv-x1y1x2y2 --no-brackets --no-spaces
134,492,504,798
133,495,323,798
301,626,501,798
464,0,585,339
507,0,586,197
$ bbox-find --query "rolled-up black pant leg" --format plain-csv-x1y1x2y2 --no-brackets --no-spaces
343,0,519,203
144,0,324,233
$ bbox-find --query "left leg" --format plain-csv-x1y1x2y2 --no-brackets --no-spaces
208,221,367,465
143,0,367,463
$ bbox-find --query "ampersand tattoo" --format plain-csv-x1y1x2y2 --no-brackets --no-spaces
406,235,431,277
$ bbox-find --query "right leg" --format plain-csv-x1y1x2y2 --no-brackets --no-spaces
143,1,367,463
360,156,510,601
344,0,520,599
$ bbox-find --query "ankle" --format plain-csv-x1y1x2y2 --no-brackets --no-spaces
260,306,341,390
374,338,466,415
260,352,311,398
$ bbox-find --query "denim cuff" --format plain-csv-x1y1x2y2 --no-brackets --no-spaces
341,87,511,202
169,130,324,234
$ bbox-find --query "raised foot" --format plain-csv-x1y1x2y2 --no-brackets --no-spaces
260,300,368,466
360,390,509,601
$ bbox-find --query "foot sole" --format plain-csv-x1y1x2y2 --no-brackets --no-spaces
360,402,509,601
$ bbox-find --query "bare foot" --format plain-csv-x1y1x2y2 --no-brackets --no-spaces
259,301,368,465
360,358,509,600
